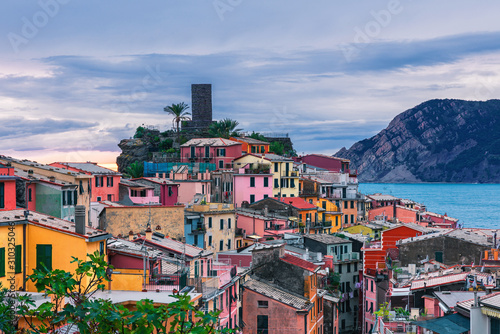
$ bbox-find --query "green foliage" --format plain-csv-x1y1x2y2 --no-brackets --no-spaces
1,252,234,334
394,307,410,318
159,138,174,151
269,141,284,155
164,102,190,145
374,302,390,320
125,161,144,179
249,132,267,142
134,126,146,139
208,118,242,139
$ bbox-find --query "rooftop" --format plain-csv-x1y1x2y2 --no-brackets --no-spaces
281,253,320,273
304,233,351,245
181,138,241,147
55,162,121,176
0,156,90,178
243,277,310,310
14,167,78,187
134,235,213,259
107,237,164,259
120,179,152,188
232,136,270,145
300,154,350,163
0,209,110,241
367,193,400,202
410,272,493,290
434,291,486,311
272,197,317,210
263,153,294,162
399,228,492,246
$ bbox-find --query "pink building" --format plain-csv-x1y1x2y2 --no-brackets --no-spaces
180,138,242,169
0,163,17,211
169,169,212,204
235,210,296,239
233,166,273,206
129,177,179,206
50,162,121,202
119,179,159,205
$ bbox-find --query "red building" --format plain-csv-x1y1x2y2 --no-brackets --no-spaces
293,154,351,173
180,138,242,169
0,163,16,211
50,162,121,202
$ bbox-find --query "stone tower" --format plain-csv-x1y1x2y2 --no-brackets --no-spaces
183,84,213,133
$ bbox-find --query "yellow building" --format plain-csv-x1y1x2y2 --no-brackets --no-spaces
185,203,235,255
233,153,299,198
301,196,343,234
0,156,93,224
0,209,111,292
342,222,387,239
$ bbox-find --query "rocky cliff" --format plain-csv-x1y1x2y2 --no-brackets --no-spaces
335,99,500,183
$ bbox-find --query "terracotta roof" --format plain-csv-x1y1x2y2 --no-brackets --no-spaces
480,292,500,310
232,137,270,145
410,272,493,290
273,197,317,210
134,235,212,258
243,277,310,310
55,162,121,176
281,254,320,273
367,194,400,202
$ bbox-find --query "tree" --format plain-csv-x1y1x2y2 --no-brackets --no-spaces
269,141,284,155
164,102,190,144
0,252,234,334
125,161,144,179
208,118,242,139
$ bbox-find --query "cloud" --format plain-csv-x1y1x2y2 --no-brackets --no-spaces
0,117,98,139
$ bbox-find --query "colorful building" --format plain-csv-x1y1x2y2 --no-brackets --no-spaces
233,166,273,207
130,177,180,206
119,179,159,205
210,169,234,203
242,243,325,334
184,202,236,255
180,138,243,169
235,208,297,242
0,208,110,292
293,154,351,173
0,163,17,211
233,154,299,198
229,136,270,154
50,162,121,202
0,156,93,224
169,168,212,204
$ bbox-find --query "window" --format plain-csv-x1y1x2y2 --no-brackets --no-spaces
205,146,210,158
344,215,348,225
107,177,113,187
227,239,231,250
347,263,351,272
338,264,342,274
190,146,195,158
351,214,354,224
168,186,173,196
219,240,223,251
257,315,268,334
217,148,226,157
219,160,224,169
0,248,4,277
354,262,358,272
250,177,255,187
194,261,199,278
341,319,345,330
99,242,104,256
335,216,339,226
194,235,198,246
290,194,294,197
79,180,84,194
371,280,374,292
290,178,295,188
274,179,279,188
344,201,348,209
96,196,102,201
28,188,32,202
107,194,113,201
260,146,265,153
263,194,268,199
228,218,232,229
15,245,22,274
250,195,255,203
264,177,269,187
350,201,354,209
36,244,52,271
220,219,224,230
202,185,205,194
274,164,278,173
208,236,212,246
251,146,256,153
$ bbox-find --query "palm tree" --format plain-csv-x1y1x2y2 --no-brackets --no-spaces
164,102,190,144
208,118,242,139
125,161,144,178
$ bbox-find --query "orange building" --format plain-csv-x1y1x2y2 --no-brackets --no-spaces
230,136,270,154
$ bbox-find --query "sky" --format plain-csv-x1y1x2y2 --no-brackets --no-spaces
1,0,500,165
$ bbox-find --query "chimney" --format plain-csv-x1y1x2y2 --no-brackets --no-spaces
128,230,134,241
156,173,159,177
145,227,152,240
75,205,86,235
162,173,166,178
264,205,269,217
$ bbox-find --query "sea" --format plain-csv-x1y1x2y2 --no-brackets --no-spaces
359,183,500,230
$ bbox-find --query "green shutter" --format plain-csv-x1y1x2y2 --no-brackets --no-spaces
36,245,52,271
0,248,5,277
0,183,4,209
15,245,21,274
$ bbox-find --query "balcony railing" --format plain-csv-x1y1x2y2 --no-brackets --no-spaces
332,252,360,262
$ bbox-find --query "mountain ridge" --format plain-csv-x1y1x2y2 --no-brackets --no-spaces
335,99,500,183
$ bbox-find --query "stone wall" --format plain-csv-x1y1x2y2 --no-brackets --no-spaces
99,206,184,240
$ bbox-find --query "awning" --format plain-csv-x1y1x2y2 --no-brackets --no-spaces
482,306,500,319
413,313,469,334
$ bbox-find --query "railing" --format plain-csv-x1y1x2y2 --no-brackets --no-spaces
332,252,360,262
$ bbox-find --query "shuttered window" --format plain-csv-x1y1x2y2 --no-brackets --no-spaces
0,248,5,277
15,245,22,274
36,244,52,271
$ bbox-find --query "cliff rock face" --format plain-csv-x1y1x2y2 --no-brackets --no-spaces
335,99,500,183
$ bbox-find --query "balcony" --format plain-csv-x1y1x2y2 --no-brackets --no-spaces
332,252,360,262
190,224,206,234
